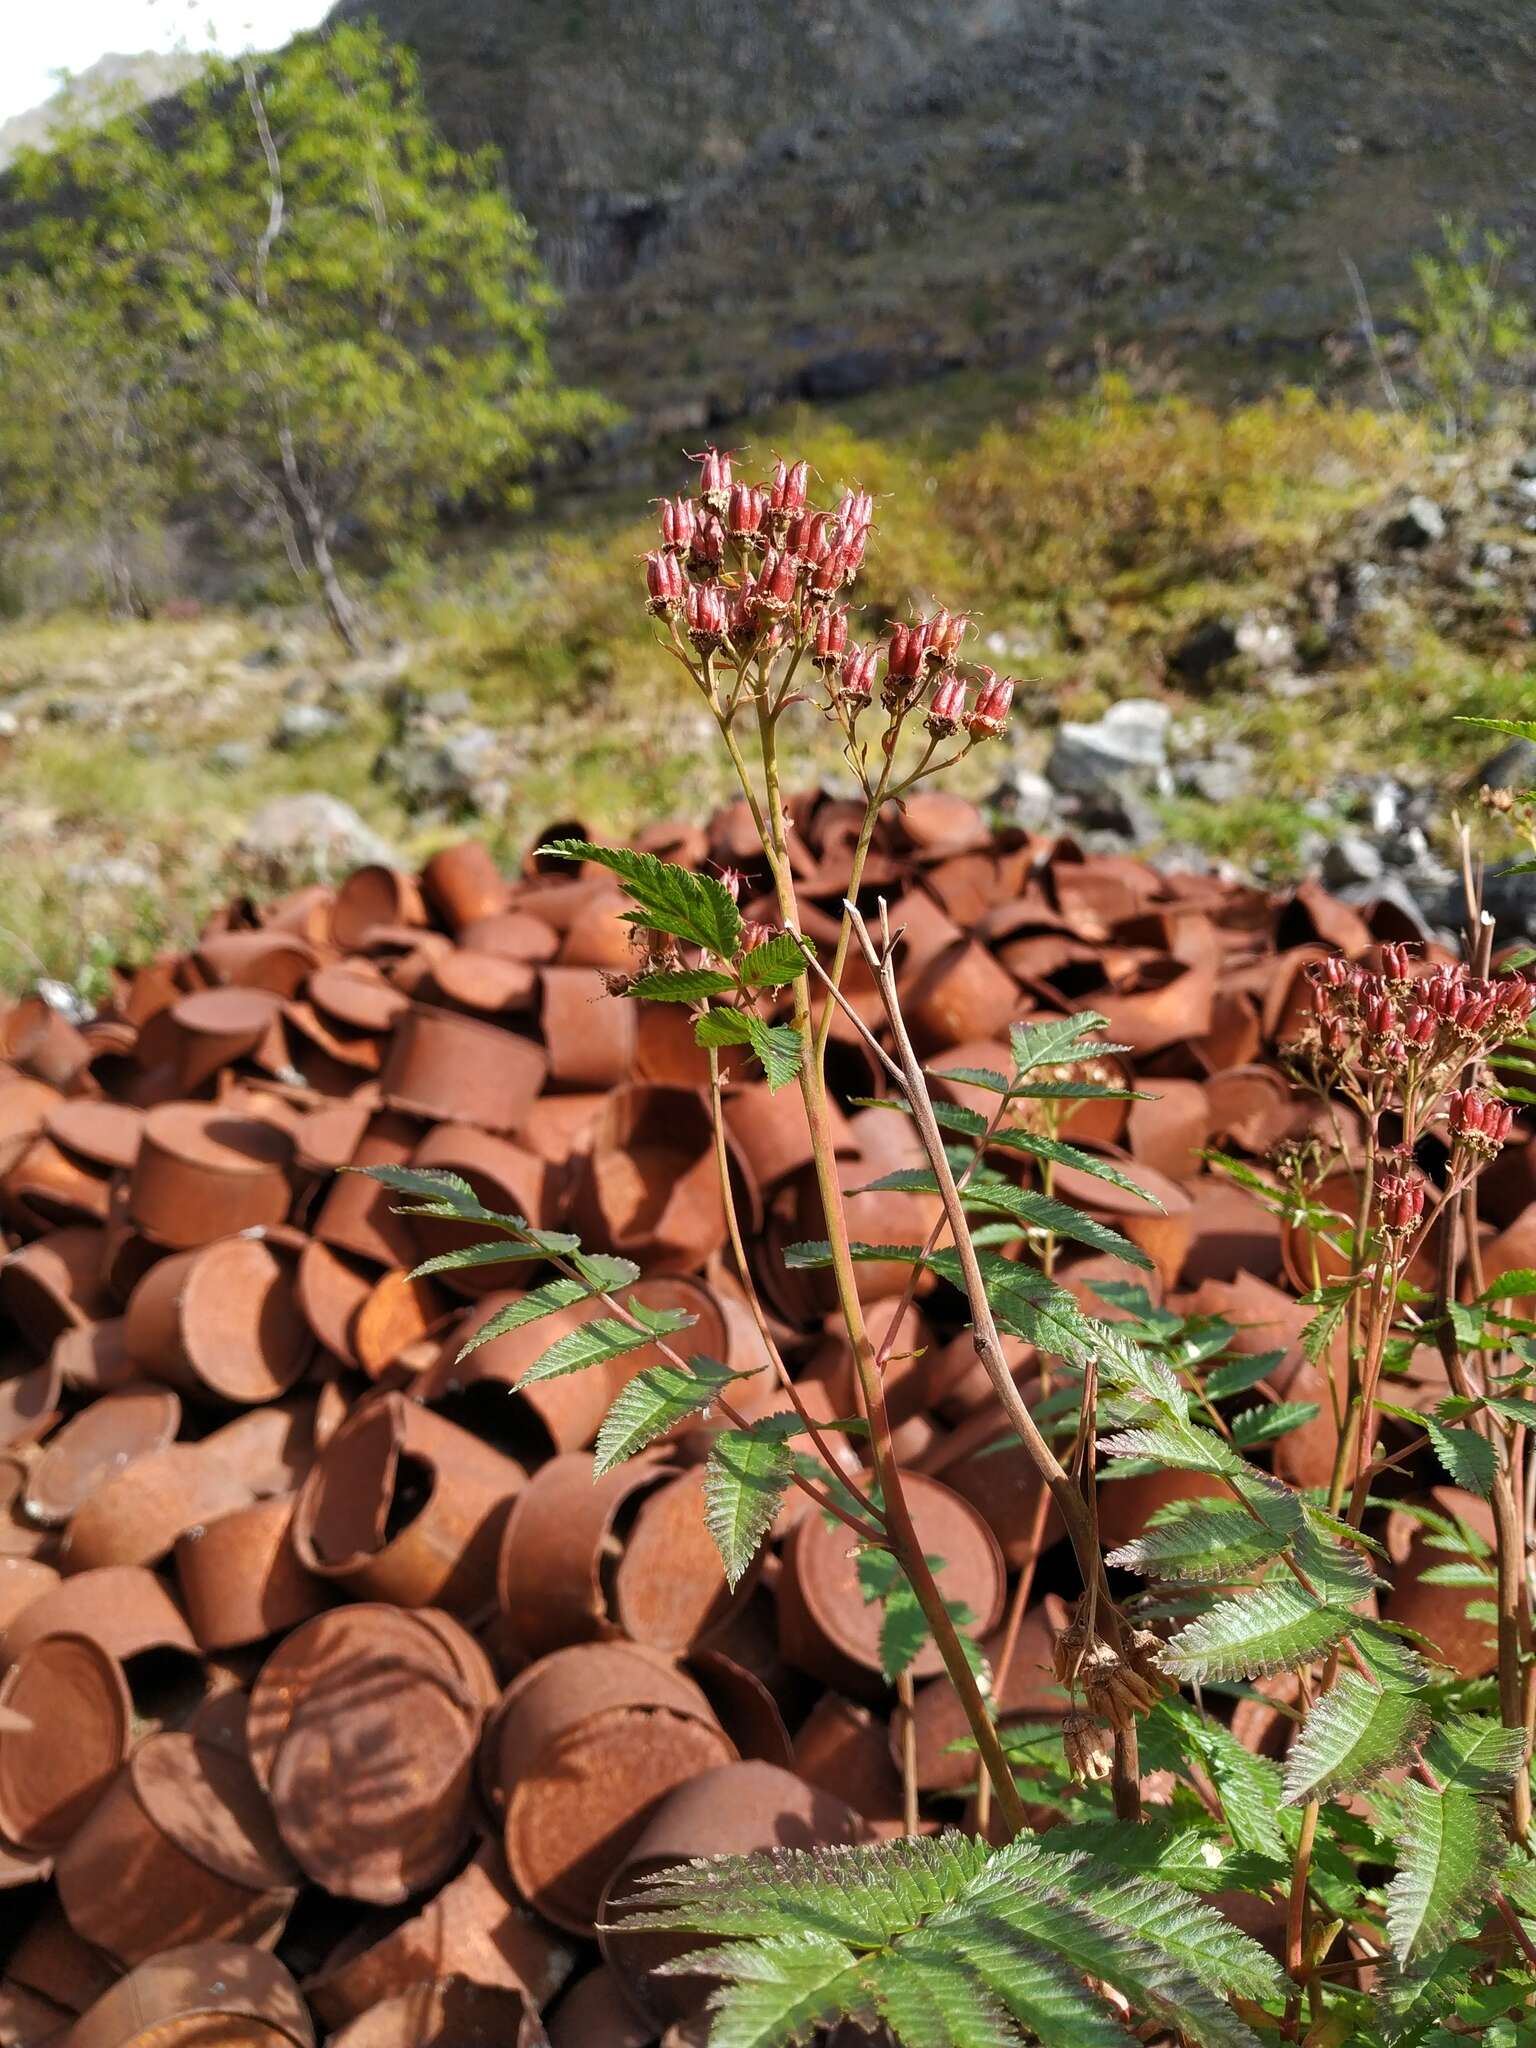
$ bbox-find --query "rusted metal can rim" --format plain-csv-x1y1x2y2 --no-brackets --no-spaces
58,1442,255,1575
0,1630,131,1852
246,1602,481,1788
268,1656,478,1904
0,1563,198,1667
23,1384,182,1526
303,1840,575,2030
62,1941,316,2047
328,1979,547,2048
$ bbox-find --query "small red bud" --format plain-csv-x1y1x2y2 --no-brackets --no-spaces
1376,1172,1425,1236
810,545,849,596
1449,1086,1515,1153
769,459,809,517
838,644,878,710
693,445,733,513
1380,942,1414,981
920,609,952,670
715,867,747,902
727,483,765,539
813,606,849,669
659,495,696,554
925,673,968,739
964,671,1014,741
644,549,685,615
1400,1004,1435,1046
689,513,725,576
685,579,729,650
1362,993,1397,1040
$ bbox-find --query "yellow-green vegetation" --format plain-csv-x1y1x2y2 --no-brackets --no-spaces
0,374,1519,993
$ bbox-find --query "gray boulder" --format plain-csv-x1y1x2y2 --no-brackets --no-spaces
274,703,347,750
236,794,395,884
1046,699,1171,798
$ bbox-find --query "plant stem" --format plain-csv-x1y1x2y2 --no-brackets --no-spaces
747,689,1029,1835
848,904,1140,1820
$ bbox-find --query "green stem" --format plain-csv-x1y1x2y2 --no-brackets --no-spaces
750,688,1029,1836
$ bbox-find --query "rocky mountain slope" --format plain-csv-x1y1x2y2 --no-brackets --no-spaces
0,51,202,168
328,0,1536,425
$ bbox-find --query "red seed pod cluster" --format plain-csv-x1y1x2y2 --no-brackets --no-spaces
645,453,1015,749
1303,954,1535,1092
1447,1086,1516,1156
1376,1171,1427,1237
644,549,685,617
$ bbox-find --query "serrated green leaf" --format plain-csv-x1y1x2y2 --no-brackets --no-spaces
935,1063,1022,1098
618,1831,1278,2048
628,966,738,1002
537,837,743,957
1160,1584,1354,1684
1147,1697,1287,1858
1380,1944,1487,2048
1424,1715,1528,1797
1349,1618,1435,1693
696,1006,754,1047
1281,1673,1428,1805
740,931,812,989
704,1425,796,1587
986,1127,1164,1206
1008,1012,1129,1074
1229,1400,1320,1447
961,1179,1154,1269
1426,1416,1496,1499
521,1301,695,1385
1301,1293,1350,1366
1100,1420,1248,1479
410,1236,577,1282
351,1161,482,1212
594,1354,754,1473
745,1015,804,1093
1204,1349,1287,1401
1459,716,1536,744
1106,1502,1290,1583
855,1545,986,1690
1386,1779,1504,1962
1477,1269,1536,1303
1011,1078,1150,1102
687,1931,866,2048
456,1274,592,1357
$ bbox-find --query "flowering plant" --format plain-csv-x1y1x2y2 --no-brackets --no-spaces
358,453,1536,2047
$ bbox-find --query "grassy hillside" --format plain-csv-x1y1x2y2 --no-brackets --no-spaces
5,373,1532,993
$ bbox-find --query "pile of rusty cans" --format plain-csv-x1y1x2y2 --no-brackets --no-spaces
0,790,1515,2044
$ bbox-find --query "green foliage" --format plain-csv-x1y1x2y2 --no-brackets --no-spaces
704,1422,801,1589
1158,1582,1355,1684
537,838,806,1090
1281,1674,1429,1806
6,24,609,635
613,1833,1283,2048
537,838,743,958
1402,215,1534,436
854,1545,988,1690
0,274,173,611
1386,1778,1506,1963
517,1299,696,1385
594,1356,755,1473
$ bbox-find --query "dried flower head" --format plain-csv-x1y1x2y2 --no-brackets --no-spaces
1062,1710,1115,1784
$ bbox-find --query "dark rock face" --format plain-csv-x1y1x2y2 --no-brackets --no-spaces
325,0,1536,421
